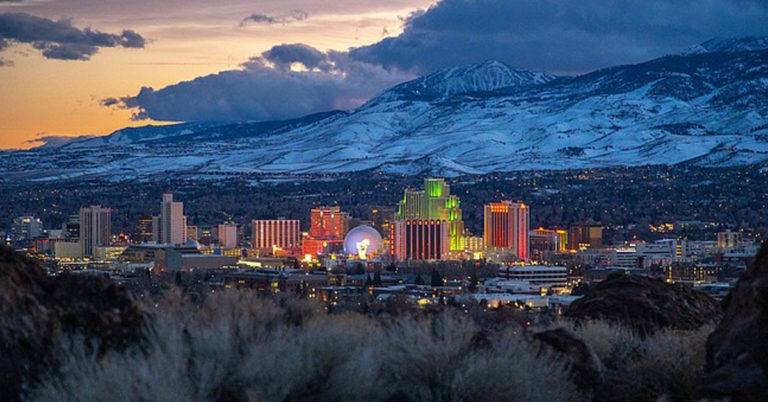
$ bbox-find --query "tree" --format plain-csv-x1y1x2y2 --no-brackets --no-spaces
430,268,443,288
468,267,479,292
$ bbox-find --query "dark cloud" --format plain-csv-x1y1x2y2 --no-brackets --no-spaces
259,43,330,71
240,10,308,26
350,0,768,74
111,44,413,122
100,97,120,107
0,12,145,61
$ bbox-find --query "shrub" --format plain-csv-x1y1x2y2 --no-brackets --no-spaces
27,292,574,402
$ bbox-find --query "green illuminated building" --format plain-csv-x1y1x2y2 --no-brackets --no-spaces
396,178,465,251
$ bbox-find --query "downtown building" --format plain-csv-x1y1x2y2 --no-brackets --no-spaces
251,219,301,253
484,201,529,262
79,205,111,258
393,178,465,260
302,207,350,258
392,219,449,261
218,222,238,249
152,193,187,245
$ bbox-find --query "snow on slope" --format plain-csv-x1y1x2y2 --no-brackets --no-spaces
2,38,768,181
371,60,556,103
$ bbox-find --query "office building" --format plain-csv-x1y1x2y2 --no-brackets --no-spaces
133,216,154,243
497,265,568,290
218,222,238,249
717,230,742,249
11,215,43,244
186,225,199,242
79,205,111,258
567,224,603,250
153,192,187,245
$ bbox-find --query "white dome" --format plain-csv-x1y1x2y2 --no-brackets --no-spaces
343,225,384,259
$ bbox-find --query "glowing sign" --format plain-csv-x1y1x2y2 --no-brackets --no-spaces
356,238,370,260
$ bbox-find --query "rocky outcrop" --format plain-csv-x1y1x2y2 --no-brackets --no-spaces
565,272,721,334
534,328,606,398
696,243,768,401
0,246,144,401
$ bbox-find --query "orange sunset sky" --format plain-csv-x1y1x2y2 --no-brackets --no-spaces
0,0,434,149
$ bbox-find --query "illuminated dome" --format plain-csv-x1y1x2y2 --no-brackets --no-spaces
343,225,384,260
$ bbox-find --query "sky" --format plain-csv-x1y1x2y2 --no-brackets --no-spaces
1,0,768,150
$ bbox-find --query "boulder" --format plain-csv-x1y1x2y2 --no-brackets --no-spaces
565,272,721,334
0,246,144,401
534,328,606,398
696,243,768,401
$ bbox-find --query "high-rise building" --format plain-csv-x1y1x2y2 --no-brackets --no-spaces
79,205,111,258
218,223,238,249
392,219,449,260
309,207,349,239
133,216,154,243
484,201,529,261
153,193,187,245
63,214,80,240
252,219,300,250
302,207,349,258
395,178,465,251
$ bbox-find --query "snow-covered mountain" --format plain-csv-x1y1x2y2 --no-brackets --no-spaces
3,38,768,181
372,60,556,103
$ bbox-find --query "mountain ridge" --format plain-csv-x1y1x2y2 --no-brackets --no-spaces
3,37,768,181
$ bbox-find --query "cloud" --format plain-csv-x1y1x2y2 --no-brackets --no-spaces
107,0,768,125
259,43,330,71
350,0,768,74
0,12,145,61
240,10,308,26
111,43,414,122
100,97,120,107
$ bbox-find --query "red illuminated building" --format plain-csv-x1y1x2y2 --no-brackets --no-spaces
302,207,349,257
484,201,529,261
